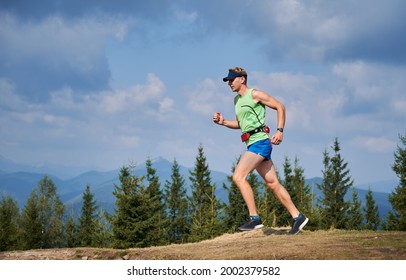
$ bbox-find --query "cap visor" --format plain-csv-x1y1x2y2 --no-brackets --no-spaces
223,70,244,82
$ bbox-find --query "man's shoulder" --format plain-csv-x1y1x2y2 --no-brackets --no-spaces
251,88,269,102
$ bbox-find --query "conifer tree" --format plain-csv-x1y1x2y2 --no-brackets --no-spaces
247,171,262,207
292,157,312,214
93,208,111,248
111,166,151,248
207,183,226,237
247,170,269,226
145,158,167,246
223,159,248,231
364,188,380,230
189,144,222,241
258,186,278,227
346,189,364,230
257,167,282,227
387,131,406,230
278,157,295,226
384,211,397,231
0,194,20,251
78,184,98,247
38,176,65,248
290,156,319,229
318,138,353,229
267,167,288,227
20,190,42,249
65,210,78,248
163,159,190,243
20,176,65,249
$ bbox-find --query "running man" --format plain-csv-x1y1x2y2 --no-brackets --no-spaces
213,67,308,234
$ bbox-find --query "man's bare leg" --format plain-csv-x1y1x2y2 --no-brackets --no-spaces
256,159,300,218
233,151,264,216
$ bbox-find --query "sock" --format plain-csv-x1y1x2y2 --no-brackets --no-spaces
250,215,260,221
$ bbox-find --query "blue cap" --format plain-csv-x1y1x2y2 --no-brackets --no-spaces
223,70,246,82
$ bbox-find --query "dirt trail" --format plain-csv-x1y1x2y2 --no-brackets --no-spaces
1,229,405,260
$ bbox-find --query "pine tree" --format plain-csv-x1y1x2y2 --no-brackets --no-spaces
346,189,364,230
78,184,98,247
384,211,397,231
246,170,268,225
364,188,380,230
111,166,151,248
145,158,167,246
39,176,65,248
257,167,282,228
247,171,262,207
0,194,20,251
206,184,226,237
292,157,312,214
20,190,42,249
268,166,288,227
189,144,222,241
65,210,78,248
278,157,295,226
93,208,111,248
258,186,278,227
22,176,65,248
223,159,249,231
163,159,190,243
290,156,318,230
387,131,406,230
318,138,353,229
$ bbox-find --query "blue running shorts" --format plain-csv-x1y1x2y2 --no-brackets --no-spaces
247,138,272,160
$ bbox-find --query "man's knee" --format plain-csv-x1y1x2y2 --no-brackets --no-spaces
233,173,246,186
267,181,279,191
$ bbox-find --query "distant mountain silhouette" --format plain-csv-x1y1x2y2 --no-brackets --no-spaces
0,155,396,219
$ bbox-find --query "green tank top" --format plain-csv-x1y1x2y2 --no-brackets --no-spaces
235,88,268,146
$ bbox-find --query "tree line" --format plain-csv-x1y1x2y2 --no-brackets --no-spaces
1,133,405,251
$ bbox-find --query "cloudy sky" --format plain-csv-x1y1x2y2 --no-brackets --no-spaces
0,0,405,185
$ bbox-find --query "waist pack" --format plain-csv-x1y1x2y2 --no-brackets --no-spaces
241,125,270,142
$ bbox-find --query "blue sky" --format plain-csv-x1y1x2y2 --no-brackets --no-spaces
0,0,405,185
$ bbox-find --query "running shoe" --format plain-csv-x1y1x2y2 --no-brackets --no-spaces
238,217,264,231
288,213,308,235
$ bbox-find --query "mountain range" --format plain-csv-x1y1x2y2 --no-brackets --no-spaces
0,155,398,219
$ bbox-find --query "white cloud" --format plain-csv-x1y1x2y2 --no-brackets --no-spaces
174,9,198,23
186,78,230,116
247,0,350,61
333,61,388,100
318,93,348,115
353,136,397,153
100,73,166,114
1,13,130,59
251,61,405,136
219,0,406,63
1,1,404,183
117,135,141,149
0,78,21,110
159,97,175,114
0,12,134,98
251,71,348,131
50,87,76,109
391,97,406,114
270,0,348,43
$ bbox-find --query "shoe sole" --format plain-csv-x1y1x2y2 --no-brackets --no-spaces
238,224,264,231
289,218,309,235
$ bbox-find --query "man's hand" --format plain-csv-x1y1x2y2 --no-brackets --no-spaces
213,112,224,125
270,130,283,145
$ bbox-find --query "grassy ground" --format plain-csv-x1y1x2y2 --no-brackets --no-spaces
1,228,405,260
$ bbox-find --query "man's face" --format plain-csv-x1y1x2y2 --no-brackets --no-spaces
228,76,244,92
